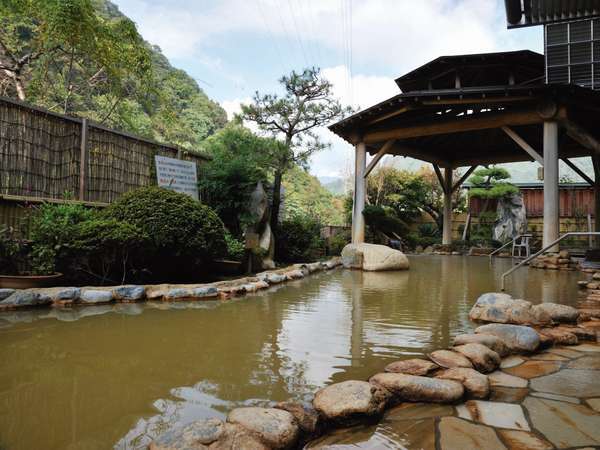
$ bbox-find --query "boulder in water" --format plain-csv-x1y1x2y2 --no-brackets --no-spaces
341,243,409,271
475,324,540,353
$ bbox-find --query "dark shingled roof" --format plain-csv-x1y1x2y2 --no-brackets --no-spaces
504,0,600,28
395,50,544,92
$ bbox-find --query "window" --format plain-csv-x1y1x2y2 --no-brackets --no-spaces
545,19,598,89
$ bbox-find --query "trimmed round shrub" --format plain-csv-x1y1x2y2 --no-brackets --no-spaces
105,187,227,280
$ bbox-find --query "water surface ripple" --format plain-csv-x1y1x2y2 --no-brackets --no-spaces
0,256,582,449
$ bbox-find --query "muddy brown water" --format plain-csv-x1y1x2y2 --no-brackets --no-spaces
0,255,583,450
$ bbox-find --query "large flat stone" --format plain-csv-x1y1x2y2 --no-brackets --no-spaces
503,360,562,379
461,400,530,431
523,397,600,448
438,417,507,450
567,354,600,369
570,343,600,353
546,347,583,358
497,430,553,450
530,369,600,397
500,355,525,368
489,387,529,403
530,391,580,404
488,371,528,388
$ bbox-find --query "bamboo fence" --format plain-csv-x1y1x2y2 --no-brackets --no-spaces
0,96,210,234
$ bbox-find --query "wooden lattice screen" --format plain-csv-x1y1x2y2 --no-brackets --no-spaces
0,96,209,204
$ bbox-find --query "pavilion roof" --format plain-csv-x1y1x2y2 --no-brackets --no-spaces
329,82,600,169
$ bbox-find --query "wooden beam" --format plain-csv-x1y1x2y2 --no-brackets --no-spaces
364,109,544,144
367,106,411,125
388,143,451,168
451,165,477,193
364,139,395,178
420,96,533,106
432,164,447,194
562,120,600,154
501,125,544,165
561,158,595,186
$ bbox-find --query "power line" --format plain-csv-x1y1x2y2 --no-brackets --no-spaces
287,0,310,68
255,0,287,73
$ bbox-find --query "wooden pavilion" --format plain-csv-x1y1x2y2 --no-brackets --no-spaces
329,50,600,248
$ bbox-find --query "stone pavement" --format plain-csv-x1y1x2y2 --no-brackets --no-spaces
306,343,600,449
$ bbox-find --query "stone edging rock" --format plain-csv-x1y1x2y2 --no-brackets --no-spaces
0,258,342,312
147,291,600,450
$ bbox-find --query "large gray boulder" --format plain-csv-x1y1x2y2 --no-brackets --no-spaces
453,333,509,357
436,368,489,399
341,243,409,271
149,418,224,449
428,349,473,369
453,343,501,373
227,407,299,449
532,303,579,323
313,380,388,423
469,292,551,325
475,323,540,353
493,193,527,243
0,290,51,308
369,373,464,403
384,358,439,376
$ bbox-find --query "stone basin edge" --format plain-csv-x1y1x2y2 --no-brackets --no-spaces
0,258,342,312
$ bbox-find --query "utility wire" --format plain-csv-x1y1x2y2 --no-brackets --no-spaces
287,0,310,68
255,0,287,73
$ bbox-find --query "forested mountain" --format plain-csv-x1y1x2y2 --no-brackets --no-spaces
0,0,226,151
283,166,346,226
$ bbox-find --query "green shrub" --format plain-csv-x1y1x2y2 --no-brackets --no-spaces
62,218,149,284
363,205,409,237
224,232,245,261
0,227,27,275
275,215,324,263
329,230,350,256
105,187,226,280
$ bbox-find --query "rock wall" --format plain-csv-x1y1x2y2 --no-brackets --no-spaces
0,259,342,312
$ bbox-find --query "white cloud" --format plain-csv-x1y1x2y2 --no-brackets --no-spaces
115,0,540,72
221,97,252,121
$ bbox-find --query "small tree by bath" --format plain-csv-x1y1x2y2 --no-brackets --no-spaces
241,67,352,233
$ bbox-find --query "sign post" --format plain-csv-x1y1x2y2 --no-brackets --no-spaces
155,155,199,200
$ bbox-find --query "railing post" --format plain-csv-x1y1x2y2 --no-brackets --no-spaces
79,118,88,201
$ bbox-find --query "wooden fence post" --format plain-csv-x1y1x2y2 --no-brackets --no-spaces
79,118,88,201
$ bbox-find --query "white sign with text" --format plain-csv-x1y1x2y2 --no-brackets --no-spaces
155,155,199,200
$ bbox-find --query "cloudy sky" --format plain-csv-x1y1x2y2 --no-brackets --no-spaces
113,0,543,179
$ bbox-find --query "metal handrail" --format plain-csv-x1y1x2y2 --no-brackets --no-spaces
488,234,533,261
500,231,600,291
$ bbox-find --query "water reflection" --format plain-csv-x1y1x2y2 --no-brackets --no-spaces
0,256,584,450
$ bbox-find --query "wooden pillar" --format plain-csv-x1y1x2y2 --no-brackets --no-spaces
543,121,559,251
593,155,600,237
78,118,88,201
442,167,453,245
352,142,367,244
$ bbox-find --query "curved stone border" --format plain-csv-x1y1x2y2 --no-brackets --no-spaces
148,291,600,450
0,258,342,312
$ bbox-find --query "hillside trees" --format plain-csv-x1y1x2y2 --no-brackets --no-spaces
241,67,351,233
0,0,226,149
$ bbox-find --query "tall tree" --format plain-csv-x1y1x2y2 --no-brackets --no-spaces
0,0,152,118
241,67,351,232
